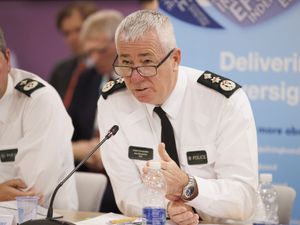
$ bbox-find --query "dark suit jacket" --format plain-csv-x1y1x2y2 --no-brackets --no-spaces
68,67,102,141
49,56,79,99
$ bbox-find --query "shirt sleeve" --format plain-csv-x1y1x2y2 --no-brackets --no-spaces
188,90,258,222
15,89,78,210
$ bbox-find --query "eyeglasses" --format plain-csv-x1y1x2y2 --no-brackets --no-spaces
113,48,175,77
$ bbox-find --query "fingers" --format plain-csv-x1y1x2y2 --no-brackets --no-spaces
168,201,199,225
170,210,197,225
142,161,150,174
158,143,172,162
168,201,186,215
166,194,181,201
26,187,39,196
176,214,199,225
38,194,44,205
6,178,27,189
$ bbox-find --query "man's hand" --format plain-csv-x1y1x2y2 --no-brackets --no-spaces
158,143,189,200
143,143,189,201
0,179,37,201
168,200,199,225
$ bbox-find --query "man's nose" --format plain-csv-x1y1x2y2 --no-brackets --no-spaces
130,68,144,83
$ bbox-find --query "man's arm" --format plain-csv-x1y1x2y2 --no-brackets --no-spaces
15,89,77,210
153,91,258,221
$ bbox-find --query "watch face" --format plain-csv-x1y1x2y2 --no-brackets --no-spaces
184,185,194,198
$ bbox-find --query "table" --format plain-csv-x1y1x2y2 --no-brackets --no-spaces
54,209,102,223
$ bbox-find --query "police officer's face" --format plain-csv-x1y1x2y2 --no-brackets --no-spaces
0,48,11,99
116,31,181,105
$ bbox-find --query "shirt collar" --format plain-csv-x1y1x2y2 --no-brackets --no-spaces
146,67,187,119
0,74,14,123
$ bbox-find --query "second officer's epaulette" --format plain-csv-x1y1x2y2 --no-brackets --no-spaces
101,77,126,100
15,78,45,97
197,71,241,98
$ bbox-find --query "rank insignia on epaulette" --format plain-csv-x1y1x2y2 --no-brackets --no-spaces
15,78,45,97
101,77,126,99
197,71,241,98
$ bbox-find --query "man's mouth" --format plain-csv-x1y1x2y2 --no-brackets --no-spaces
136,87,148,92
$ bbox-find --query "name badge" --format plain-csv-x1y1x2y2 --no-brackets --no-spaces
186,151,207,165
0,149,18,162
128,146,153,161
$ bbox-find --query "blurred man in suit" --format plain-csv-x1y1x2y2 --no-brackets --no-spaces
49,2,97,99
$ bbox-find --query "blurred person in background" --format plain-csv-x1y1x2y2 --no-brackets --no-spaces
49,1,97,99
138,0,159,10
0,27,78,210
68,9,123,213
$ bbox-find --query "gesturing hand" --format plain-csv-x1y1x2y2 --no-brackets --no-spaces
158,143,189,201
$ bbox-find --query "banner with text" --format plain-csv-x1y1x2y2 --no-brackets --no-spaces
160,0,300,223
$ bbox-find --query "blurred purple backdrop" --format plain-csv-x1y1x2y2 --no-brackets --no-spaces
0,0,140,80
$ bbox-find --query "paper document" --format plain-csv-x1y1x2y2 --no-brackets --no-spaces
75,212,176,225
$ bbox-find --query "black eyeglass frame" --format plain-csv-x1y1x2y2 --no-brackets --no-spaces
112,48,176,77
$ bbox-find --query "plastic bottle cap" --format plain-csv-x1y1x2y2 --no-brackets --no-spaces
260,173,272,183
149,161,161,170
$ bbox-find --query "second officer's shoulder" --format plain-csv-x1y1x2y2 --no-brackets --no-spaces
101,77,127,100
12,68,55,98
196,70,241,98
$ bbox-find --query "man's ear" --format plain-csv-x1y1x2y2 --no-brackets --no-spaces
4,48,11,72
172,48,181,70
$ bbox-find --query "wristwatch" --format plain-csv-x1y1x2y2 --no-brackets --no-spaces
181,174,198,201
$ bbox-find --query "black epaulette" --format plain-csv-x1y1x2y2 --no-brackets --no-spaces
197,71,241,98
101,77,126,100
15,78,45,97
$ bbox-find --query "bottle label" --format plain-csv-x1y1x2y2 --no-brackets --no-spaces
143,207,166,225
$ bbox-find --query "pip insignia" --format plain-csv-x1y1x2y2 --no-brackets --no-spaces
197,71,241,98
15,78,45,97
102,77,126,99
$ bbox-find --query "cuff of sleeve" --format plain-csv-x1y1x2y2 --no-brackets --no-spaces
186,176,216,209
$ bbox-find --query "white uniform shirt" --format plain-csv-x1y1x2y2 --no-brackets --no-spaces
0,68,78,210
97,66,258,222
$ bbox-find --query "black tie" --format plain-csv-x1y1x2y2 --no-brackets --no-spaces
154,107,180,166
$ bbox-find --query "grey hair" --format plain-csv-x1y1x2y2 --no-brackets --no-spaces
115,10,176,53
80,10,123,42
0,27,7,53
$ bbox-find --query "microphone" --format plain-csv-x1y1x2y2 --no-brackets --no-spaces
21,125,119,225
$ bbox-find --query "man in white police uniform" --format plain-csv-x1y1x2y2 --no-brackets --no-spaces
0,27,78,210
98,10,258,224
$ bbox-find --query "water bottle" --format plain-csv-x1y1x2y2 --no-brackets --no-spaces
257,173,279,224
142,161,166,225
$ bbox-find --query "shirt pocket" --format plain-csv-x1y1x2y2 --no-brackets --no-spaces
179,144,217,179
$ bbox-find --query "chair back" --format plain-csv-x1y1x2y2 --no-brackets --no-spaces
75,172,107,212
274,184,296,224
